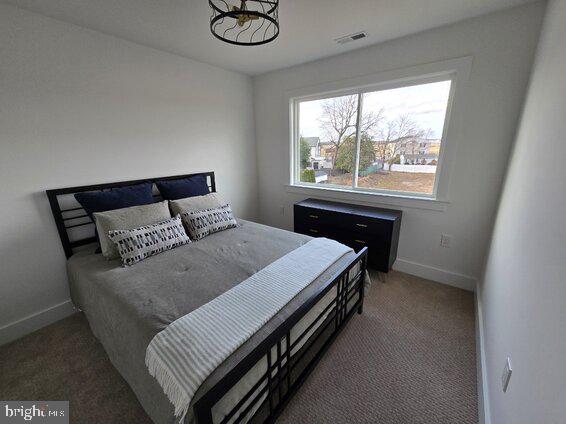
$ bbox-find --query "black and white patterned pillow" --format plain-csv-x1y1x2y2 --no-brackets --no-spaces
181,204,238,241
108,215,190,266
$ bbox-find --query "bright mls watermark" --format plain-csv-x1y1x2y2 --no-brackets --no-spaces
0,402,68,424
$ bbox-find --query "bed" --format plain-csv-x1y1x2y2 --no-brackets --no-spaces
46,172,369,424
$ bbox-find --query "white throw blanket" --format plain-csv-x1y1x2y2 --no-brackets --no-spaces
145,237,353,421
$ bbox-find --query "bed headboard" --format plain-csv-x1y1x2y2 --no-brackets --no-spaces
46,171,216,259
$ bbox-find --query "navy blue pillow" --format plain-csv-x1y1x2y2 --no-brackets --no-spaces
74,182,154,218
156,176,210,200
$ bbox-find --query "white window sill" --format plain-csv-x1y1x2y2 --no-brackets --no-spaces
285,184,450,211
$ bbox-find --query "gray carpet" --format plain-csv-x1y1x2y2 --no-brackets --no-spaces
0,270,477,423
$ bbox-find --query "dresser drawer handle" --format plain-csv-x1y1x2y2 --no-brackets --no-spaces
309,214,319,219
309,229,319,234
356,223,368,228
354,239,366,244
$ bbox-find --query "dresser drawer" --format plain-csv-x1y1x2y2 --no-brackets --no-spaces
350,236,372,251
299,226,379,250
341,214,389,237
294,205,347,228
334,234,388,269
294,223,327,238
333,232,381,251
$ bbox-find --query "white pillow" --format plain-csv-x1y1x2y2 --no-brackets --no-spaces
169,192,224,216
93,201,171,259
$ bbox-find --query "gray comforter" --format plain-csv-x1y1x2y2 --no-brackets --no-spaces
67,219,367,424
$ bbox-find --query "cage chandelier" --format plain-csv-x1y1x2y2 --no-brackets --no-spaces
209,0,279,46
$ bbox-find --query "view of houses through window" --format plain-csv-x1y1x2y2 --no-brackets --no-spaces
296,79,452,196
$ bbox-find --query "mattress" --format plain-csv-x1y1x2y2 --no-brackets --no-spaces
67,219,368,423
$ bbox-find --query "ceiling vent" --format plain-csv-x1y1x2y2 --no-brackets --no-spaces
335,31,368,45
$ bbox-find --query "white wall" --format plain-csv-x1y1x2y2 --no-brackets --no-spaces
253,2,545,289
0,4,257,344
479,0,566,422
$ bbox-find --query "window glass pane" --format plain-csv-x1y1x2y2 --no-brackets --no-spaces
298,94,358,188
356,80,452,195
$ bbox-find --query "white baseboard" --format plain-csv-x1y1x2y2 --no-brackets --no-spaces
475,283,491,424
393,258,477,291
0,299,76,346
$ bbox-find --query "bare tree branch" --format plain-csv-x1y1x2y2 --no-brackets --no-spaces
318,95,383,172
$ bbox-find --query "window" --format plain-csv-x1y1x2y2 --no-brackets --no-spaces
293,77,454,198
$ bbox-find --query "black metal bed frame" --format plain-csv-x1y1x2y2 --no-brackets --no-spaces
45,171,367,424
194,249,367,424
45,171,215,258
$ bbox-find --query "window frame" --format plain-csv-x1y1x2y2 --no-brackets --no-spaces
287,57,472,208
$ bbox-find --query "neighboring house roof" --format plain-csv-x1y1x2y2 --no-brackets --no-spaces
303,137,320,147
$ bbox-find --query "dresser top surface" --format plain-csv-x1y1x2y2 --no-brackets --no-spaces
295,198,402,221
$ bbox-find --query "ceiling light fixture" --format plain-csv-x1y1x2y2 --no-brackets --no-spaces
209,0,279,46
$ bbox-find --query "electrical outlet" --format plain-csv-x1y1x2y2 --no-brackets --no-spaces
501,357,512,392
440,233,452,248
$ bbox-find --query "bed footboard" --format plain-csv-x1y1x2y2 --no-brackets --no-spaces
193,247,368,424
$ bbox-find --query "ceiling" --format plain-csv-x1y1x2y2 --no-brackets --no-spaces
3,0,536,75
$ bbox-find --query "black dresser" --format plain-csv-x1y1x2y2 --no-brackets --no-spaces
294,198,402,273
